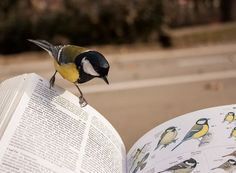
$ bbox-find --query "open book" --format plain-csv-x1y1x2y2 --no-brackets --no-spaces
0,73,236,173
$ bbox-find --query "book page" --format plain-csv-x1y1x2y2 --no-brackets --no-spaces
127,105,236,173
0,73,126,173
0,74,28,139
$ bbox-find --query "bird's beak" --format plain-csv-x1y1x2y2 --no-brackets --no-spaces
103,76,109,85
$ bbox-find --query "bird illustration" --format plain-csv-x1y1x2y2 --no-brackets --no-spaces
132,153,150,173
157,158,197,173
154,126,178,150
223,112,235,124
229,127,236,138
211,159,236,173
28,39,109,106
171,118,209,151
129,143,150,172
223,151,236,158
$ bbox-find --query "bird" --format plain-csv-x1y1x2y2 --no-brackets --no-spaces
211,159,236,173
28,39,110,106
223,150,236,158
157,158,197,173
171,118,209,151
229,127,236,138
129,143,150,172
132,153,150,173
223,112,235,124
154,126,178,150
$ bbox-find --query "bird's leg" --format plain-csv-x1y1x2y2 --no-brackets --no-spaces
49,71,57,89
74,83,88,107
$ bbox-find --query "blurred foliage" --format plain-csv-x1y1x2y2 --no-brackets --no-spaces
0,0,164,54
0,0,235,54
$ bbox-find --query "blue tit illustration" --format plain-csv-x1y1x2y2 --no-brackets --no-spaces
223,150,236,158
154,126,178,150
28,39,110,106
172,118,209,151
132,153,150,173
211,159,236,173
129,143,150,172
223,112,235,124
229,127,236,138
157,158,197,173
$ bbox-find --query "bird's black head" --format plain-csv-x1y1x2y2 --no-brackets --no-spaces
228,159,236,165
75,51,110,84
184,158,197,168
196,118,209,125
228,112,235,116
166,126,177,132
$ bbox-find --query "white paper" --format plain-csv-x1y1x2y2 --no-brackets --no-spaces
0,73,126,173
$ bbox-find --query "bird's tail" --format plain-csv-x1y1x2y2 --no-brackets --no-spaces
211,167,218,170
28,39,53,53
154,144,160,151
171,141,183,151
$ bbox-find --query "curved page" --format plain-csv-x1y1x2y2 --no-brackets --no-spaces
0,73,126,173
127,105,236,173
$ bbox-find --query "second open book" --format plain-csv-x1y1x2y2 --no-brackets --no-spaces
0,73,235,173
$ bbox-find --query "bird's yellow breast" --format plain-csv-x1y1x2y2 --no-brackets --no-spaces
54,61,79,83
226,115,234,123
232,130,236,137
193,125,209,139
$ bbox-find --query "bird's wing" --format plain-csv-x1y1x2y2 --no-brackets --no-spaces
183,124,203,140
160,131,168,141
157,131,167,146
166,162,188,171
59,45,88,64
220,162,231,169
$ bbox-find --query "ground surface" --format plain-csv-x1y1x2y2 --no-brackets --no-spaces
1,42,236,150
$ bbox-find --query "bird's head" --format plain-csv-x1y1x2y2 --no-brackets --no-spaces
196,118,209,125
166,126,177,132
77,51,110,84
184,158,197,168
228,112,235,116
228,159,236,165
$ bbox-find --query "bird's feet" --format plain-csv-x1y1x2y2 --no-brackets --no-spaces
49,71,57,89
49,76,55,89
79,96,88,107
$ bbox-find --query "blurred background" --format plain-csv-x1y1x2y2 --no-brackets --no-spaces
1,0,236,53
1,0,236,149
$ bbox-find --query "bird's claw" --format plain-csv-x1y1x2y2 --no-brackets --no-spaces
49,75,55,89
79,96,88,107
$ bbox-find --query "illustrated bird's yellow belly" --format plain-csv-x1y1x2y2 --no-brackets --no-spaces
226,115,234,122
161,131,177,144
54,61,79,83
175,167,192,173
193,125,209,139
232,130,236,138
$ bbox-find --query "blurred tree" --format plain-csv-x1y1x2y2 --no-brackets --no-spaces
220,0,233,22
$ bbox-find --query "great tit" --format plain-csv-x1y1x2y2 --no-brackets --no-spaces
28,39,110,106
172,118,209,151
157,158,197,173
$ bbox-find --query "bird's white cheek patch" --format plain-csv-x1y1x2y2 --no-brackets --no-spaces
82,58,99,76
